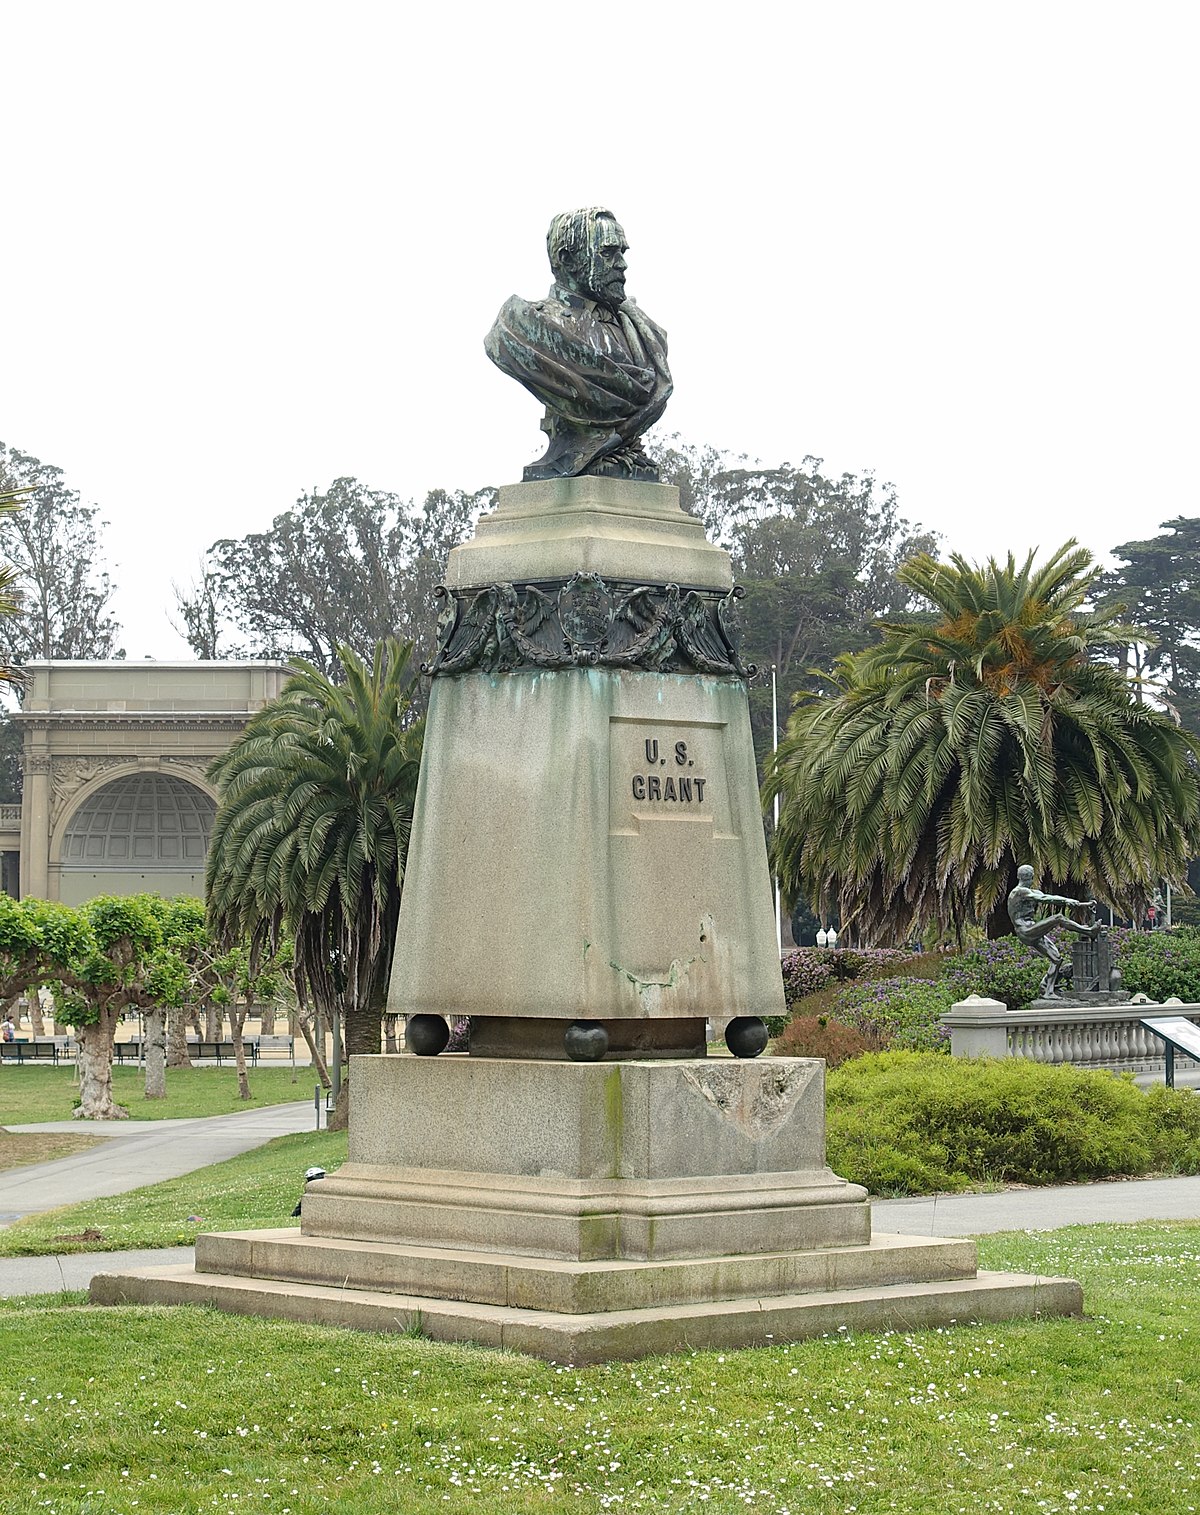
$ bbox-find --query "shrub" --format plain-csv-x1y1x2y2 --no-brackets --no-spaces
830,976,956,1052
779,951,835,1009
825,1052,1200,1195
772,1014,879,1065
779,947,916,1007
943,936,1047,1009
1114,927,1200,1003
825,947,914,981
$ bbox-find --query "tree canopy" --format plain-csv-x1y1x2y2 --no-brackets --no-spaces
1095,516,1200,734
652,440,937,762
765,541,1200,943
176,478,492,679
0,442,122,671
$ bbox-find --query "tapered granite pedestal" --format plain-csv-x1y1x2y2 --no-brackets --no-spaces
91,477,1081,1355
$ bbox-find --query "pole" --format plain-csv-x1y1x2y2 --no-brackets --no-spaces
771,664,781,953
331,1006,342,1100
1166,882,1172,928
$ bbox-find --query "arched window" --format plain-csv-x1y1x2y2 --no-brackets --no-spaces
61,774,216,870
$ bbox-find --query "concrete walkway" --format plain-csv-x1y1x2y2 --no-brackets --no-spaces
872,1172,1200,1236
0,1100,317,1224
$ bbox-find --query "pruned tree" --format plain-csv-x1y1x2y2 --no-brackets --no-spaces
0,893,187,1118
0,443,123,674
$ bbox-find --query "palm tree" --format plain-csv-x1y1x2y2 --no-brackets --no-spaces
206,638,423,1062
765,542,1200,942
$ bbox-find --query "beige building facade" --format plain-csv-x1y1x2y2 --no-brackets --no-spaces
10,661,290,906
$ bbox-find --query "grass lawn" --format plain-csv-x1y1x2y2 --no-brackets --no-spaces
0,1130,348,1255
0,1063,313,1124
0,1130,101,1172
0,1221,1195,1513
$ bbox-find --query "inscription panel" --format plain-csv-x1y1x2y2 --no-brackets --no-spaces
608,717,734,838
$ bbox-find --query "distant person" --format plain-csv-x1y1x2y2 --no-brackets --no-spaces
1007,864,1101,999
1,1015,15,1041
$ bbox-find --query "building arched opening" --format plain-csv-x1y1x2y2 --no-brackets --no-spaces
58,773,216,905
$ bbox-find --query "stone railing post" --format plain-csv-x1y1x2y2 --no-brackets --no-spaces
940,995,1010,1058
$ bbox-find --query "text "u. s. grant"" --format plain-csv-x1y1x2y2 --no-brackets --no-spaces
631,738,707,805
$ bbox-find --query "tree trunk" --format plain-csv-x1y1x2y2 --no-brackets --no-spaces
383,1013,399,1054
297,1012,330,1088
143,1007,167,1099
167,1006,193,1067
204,1001,222,1041
230,1005,252,1100
29,992,46,1036
74,1011,128,1120
189,1007,203,1038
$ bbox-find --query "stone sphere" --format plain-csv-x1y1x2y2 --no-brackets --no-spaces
725,1016,768,1059
564,1020,609,1062
407,1014,451,1057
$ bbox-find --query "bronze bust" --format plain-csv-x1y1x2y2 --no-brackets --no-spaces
485,208,672,483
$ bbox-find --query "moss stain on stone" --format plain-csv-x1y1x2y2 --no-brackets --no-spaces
604,1065,623,1178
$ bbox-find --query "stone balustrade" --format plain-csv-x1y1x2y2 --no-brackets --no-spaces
940,995,1200,1073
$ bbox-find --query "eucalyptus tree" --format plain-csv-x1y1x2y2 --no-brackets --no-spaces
651,438,936,764
766,542,1200,943
0,443,122,669
176,479,490,685
205,639,423,1072
1096,516,1200,733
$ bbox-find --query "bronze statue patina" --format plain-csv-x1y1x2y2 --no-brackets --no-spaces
1007,864,1103,999
485,208,672,483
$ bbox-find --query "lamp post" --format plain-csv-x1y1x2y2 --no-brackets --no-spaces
816,927,828,949
827,926,839,948
771,664,781,953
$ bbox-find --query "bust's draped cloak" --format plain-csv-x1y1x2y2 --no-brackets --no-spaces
485,285,672,479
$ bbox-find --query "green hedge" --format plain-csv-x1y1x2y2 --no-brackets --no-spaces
826,1052,1200,1195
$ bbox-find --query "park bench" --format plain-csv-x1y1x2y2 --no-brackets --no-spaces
255,1034,295,1058
0,1038,69,1064
187,1039,259,1066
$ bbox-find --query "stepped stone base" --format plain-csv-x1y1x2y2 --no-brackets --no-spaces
89,1056,1083,1360
90,1240,1080,1364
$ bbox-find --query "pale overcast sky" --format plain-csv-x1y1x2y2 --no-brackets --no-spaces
3,2,1196,658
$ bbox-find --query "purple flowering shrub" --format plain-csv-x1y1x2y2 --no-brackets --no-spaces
830,977,955,1052
943,937,1046,1009
780,952,836,1007
1114,926,1200,1002
780,947,913,1005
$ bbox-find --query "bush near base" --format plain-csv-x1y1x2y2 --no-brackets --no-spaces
826,1051,1200,1196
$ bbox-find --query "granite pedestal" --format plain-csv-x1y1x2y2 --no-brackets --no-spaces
91,1055,1082,1360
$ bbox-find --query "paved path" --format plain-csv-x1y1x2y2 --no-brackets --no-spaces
872,1173,1200,1234
0,1246,195,1297
0,1100,317,1224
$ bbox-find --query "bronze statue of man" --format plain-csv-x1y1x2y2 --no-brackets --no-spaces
1007,863,1103,999
485,208,672,483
